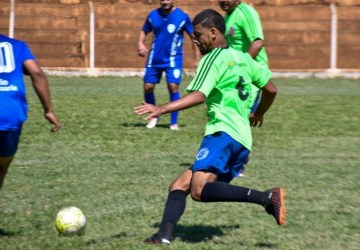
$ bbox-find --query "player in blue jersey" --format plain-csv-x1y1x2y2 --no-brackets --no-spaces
0,34,60,192
138,0,200,130
136,9,285,245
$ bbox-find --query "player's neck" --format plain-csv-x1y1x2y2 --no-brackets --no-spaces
162,6,175,15
215,38,228,50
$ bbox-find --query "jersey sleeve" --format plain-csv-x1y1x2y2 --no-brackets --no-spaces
242,6,264,42
245,53,272,89
187,49,222,96
142,14,153,33
183,14,194,35
20,42,36,62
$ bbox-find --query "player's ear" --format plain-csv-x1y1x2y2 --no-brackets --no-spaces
210,28,216,40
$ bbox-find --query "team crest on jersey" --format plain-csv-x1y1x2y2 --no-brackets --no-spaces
173,69,181,79
167,24,176,33
196,148,209,161
229,27,235,37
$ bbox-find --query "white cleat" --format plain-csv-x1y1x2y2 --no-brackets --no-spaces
146,118,158,129
169,124,179,131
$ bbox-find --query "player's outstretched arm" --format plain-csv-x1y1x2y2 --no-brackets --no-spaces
135,91,205,120
24,59,61,132
250,80,277,128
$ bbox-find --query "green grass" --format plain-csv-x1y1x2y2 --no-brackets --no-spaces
0,76,359,249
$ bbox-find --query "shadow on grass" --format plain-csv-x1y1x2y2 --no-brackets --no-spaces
121,122,186,129
150,223,242,243
174,224,227,243
0,228,17,237
175,225,275,248
86,232,127,246
121,122,148,128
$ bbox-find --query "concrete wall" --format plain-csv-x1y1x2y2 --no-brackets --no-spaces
0,0,359,71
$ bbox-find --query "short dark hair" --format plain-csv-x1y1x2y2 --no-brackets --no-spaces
192,9,225,35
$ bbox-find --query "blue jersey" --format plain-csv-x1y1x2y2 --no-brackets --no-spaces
0,34,35,130
142,7,193,68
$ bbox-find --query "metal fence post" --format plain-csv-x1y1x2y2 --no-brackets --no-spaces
9,0,15,38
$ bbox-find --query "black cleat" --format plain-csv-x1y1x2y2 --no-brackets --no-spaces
265,187,286,225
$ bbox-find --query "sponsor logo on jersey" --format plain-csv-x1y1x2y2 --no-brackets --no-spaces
229,27,235,37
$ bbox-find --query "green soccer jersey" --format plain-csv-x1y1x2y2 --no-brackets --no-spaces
187,47,272,151
224,2,269,108
224,2,268,67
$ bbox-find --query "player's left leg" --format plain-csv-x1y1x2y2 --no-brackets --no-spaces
0,157,14,191
0,129,21,191
191,132,286,225
144,169,192,244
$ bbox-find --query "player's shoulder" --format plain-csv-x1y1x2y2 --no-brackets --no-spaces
0,34,26,46
238,2,259,15
173,7,190,17
148,8,162,17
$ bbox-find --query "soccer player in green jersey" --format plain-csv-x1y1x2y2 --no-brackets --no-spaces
218,0,269,176
135,9,285,245
218,0,268,68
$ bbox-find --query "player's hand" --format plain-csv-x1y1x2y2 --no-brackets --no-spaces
138,46,148,57
249,113,263,128
44,111,61,132
134,102,161,120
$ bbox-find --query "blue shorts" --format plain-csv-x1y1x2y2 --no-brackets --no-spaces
0,129,22,157
143,67,182,84
191,132,250,183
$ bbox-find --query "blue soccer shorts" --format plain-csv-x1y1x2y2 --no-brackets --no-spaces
0,129,22,157
191,132,250,183
143,67,183,84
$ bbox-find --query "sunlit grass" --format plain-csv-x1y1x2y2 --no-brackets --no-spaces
0,76,359,249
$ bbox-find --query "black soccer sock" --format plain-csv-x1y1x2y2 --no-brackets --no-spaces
157,189,187,239
200,182,270,206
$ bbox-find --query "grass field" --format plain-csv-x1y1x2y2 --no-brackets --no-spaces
0,76,359,249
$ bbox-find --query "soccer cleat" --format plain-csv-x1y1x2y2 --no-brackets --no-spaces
169,124,179,131
144,234,171,245
145,118,159,129
265,187,286,225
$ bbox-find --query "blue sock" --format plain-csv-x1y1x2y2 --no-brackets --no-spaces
170,92,180,125
144,92,155,105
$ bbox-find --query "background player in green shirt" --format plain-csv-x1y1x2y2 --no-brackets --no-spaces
217,0,269,176
135,9,285,245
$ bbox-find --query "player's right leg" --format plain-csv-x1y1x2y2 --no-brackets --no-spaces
143,67,162,128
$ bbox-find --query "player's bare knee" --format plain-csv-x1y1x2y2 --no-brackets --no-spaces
190,189,202,201
169,179,190,193
144,84,155,93
167,84,179,93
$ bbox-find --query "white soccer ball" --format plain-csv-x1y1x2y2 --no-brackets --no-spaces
55,206,86,236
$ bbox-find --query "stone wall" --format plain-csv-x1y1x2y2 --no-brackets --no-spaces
0,0,359,70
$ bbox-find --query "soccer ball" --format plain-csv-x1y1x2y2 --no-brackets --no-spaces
55,206,86,236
